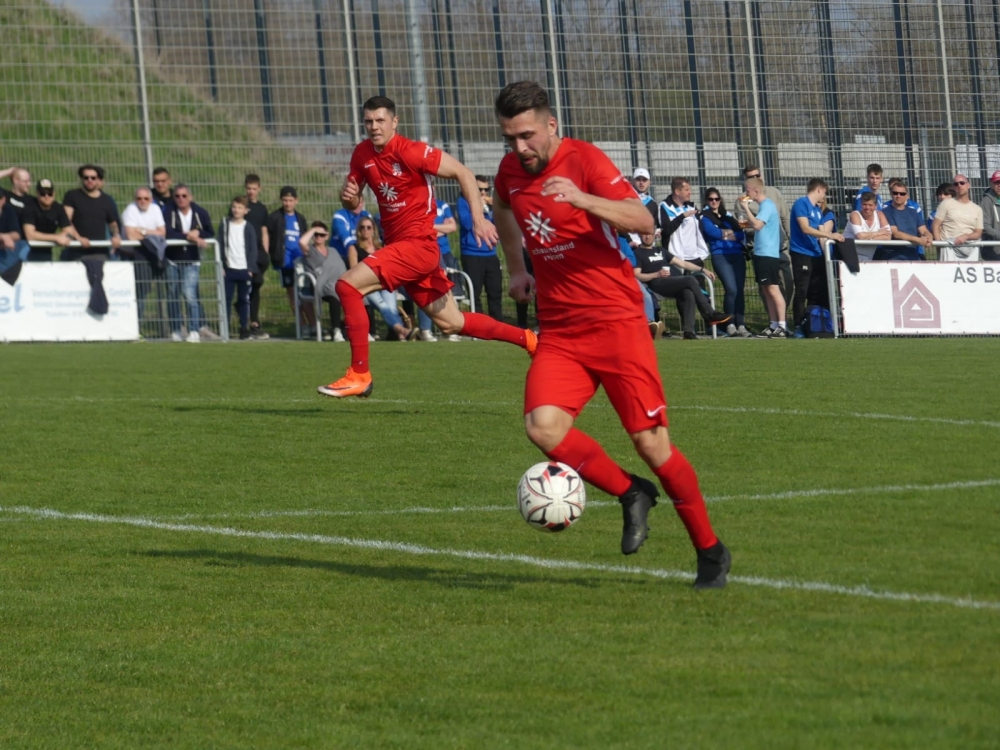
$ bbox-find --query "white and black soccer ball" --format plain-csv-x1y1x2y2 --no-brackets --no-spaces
517,461,586,532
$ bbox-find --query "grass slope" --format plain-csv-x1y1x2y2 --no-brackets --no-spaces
2,337,999,748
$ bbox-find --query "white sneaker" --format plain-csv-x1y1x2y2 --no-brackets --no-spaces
367,333,375,342
725,323,738,337
447,334,463,342
198,325,221,341
170,331,183,342
186,330,201,343
418,329,438,342
333,328,345,343
737,325,754,338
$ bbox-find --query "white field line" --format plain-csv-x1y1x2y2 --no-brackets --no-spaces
5,395,1000,430
160,477,1000,522
2,504,997,613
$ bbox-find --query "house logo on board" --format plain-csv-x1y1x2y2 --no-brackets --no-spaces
891,269,940,329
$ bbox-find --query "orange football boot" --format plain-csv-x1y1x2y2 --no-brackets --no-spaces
317,367,373,398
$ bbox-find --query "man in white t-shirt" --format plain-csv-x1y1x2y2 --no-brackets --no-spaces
121,187,166,332
932,174,983,260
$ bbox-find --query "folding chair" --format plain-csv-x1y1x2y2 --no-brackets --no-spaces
293,260,322,342
446,268,476,314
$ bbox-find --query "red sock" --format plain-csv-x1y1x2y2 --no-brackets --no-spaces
460,311,528,348
335,279,370,374
548,428,632,497
653,448,718,550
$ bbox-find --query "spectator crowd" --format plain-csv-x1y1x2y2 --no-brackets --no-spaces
2,159,998,341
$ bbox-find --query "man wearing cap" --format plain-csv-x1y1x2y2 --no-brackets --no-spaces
632,168,659,227
22,179,81,261
979,171,1000,261
266,186,309,320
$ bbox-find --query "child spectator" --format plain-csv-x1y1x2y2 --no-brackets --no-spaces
218,195,258,340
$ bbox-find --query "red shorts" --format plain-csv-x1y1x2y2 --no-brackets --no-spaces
524,316,669,434
364,237,454,308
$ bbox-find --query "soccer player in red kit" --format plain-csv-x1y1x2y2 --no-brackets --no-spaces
317,96,537,398
492,81,731,589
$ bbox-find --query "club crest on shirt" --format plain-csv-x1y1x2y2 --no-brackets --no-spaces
379,182,399,202
525,211,556,245
391,162,403,177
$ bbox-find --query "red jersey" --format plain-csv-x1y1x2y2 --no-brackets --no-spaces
494,138,643,330
348,133,443,244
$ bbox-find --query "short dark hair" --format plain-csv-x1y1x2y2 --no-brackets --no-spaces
231,195,249,207
936,182,956,198
474,174,491,184
866,163,883,177
494,81,551,119
152,166,170,178
310,220,328,231
859,191,877,205
670,177,690,193
741,164,761,177
363,96,396,116
807,177,829,193
172,182,191,196
244,173,261,186
279,185,297,198
78,164,104,179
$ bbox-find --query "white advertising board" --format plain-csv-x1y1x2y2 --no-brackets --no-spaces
0,262,139,342
839,261,1000,335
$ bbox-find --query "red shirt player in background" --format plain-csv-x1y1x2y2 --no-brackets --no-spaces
317,96,536,398
492,81,731,589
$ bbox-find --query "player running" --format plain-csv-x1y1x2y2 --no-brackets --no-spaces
317,96,537,398
492,81,731,589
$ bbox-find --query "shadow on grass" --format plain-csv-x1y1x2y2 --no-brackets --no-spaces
139,548,642,591
165,405,325,417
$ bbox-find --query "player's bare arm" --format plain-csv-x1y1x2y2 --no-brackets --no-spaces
341,176,363,211
494,195,535,303
540,176,654,235
435,152,499,248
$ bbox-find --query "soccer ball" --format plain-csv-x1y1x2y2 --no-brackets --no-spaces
517,461,586,532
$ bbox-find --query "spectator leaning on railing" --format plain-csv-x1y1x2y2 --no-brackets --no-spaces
932,174,983,261
884,181,932,260
844,191,892,262
22,178,80,262
164,183,217,342
789,178,844,331
121,187,167,324
62,164,122,261
978,170,1000,262
1,166,36,227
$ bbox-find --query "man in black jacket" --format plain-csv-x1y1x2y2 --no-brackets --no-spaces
163,184,216,342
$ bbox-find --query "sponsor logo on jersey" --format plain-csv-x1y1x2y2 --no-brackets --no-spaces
525,210,556,245
391,163,403,177
379,183,399,202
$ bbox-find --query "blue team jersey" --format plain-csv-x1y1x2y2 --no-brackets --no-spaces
435,200,453,255
883,204,926,256
456,197,495,258
330,207,371,259
282,212,302,268
789,195,824,257
754,199,781,258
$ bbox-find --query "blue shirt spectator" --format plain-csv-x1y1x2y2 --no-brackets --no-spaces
457,196,495,258
754,199,781,258
790,195,824,257
330,204,371,260
435,200,454,256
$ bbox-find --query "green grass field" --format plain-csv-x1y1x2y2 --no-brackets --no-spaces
2,338,999,749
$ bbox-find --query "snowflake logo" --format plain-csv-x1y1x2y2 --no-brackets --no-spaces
525,211,556,245
379,182,398,202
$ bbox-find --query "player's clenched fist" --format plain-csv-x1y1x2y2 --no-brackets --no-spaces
341,176,361,208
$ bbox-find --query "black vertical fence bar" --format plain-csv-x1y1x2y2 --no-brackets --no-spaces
443,0,465,163
314,0,332,136
631,0,654,179
682,0,706,188
492,0,506,89
994,0,1000,70
253,0,273,133
749,1,775,184
618,0,638,170
724,1,743,159
817,0,844,209
430,0,451,153
349,0,363,117
202,0,217,100
554,0,572,137
151,0,162,59
892,0,916,187
539,0,558,103
965,0,989,183
372,0,386,96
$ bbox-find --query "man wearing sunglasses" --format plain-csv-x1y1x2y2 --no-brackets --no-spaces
22,179,80,262
62,164,122,261
932,174,983,260
884,181,932,261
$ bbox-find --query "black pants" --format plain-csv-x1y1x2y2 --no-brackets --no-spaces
322,295,342,331
790,252,828,326
648,275,714,333
462,254,503,320
249,272,265,326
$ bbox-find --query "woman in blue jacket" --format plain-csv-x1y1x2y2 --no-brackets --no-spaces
699,188,751,337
